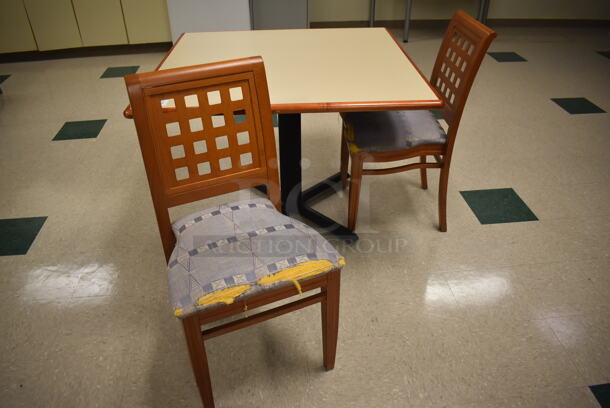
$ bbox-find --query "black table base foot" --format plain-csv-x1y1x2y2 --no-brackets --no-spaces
302,172,343,203
298,205,358,243
253,185,267,195
297,172,358,242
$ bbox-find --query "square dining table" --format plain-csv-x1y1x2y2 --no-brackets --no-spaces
125,27,443,241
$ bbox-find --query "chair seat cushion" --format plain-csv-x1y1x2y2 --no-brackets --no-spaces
168,198,344,318
342,110,446,153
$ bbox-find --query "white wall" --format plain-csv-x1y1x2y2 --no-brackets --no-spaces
166,0,250,42
309,0,610,22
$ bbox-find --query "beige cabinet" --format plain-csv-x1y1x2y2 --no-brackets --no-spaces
121,0,171,44
23,0,82,51
72,0,128,46
2,0,171,54
0,0,38,53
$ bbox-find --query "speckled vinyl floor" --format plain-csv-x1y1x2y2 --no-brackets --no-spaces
0,23,609,408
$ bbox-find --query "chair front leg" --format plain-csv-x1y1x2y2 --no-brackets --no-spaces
438,163,450,232
340,125,349,190
419,155,428,189
321,268,341,371
347,153,364,231
183,315,215,408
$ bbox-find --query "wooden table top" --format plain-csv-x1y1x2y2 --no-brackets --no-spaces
157,28,442,113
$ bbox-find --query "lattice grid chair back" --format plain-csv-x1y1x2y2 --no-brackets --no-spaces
430,10,497,134
125,57,280,260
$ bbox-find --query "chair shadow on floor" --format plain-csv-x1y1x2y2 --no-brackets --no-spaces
331,172,439,232
142,310,321,407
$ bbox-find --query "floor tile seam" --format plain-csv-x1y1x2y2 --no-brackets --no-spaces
527,213,610,224
431,253,610,276
452,382,598,407
115,350,137,408
482,384,601,405
509,180,610,190
544,320,598,386
380,211,609,235
461,314,580,338
586,283,610,302
519,210,610,224
545,309,610,333
12,289,118,305
435,272,462,319
395,351,592,402
539,214,608,225
66,293,117,302
443,275,607,318
72,326,137,408
516,347,591,387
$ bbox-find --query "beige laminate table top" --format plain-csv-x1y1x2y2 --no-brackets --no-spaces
158,28,442,113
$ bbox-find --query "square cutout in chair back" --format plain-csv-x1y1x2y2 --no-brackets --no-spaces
146,78,264,190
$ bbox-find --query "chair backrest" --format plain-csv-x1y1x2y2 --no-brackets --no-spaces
431,10,496,136
125,57,280,260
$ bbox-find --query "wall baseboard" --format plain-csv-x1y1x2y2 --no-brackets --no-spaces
0,42,172,63
2,18,608,62
310,19,610,29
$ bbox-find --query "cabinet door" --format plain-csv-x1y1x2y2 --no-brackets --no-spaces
0,0,38,53
23,0,82,50
72,0,128,46
121,0,171,44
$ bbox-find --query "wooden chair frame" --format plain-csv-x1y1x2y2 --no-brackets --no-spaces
340,10,497,232
125,57,341,408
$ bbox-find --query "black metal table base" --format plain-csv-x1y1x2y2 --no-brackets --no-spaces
278,113,358,243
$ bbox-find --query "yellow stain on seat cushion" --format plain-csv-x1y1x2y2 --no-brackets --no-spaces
197,284,251,307
258,259,343,293
344,125,360,153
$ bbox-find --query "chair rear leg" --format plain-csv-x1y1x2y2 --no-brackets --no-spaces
340,126,349,190
321,268,341,371
347,154,364,231
419,155,428,189
438,163,450,232
183,315,215,408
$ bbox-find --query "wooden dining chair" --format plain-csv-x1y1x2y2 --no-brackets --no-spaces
340,10,496,232
124,57,344,408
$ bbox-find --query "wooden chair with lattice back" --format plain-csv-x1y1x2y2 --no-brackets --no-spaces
340,10,496,231
124,57,344,408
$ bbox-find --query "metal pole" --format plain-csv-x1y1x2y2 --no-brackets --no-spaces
477,0,490,24
403,0,413,42
369,0,376,27
249,0,255,29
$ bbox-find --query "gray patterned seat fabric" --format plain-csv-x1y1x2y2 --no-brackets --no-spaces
168,198,344,318
342,110,446,153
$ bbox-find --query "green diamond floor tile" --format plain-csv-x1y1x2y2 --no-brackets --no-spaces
488,52,527,62
100,66,139,78
231,114,277,127
53,119,107,141
0,74,10,84
590,383,610,408
597,51,610,59
0,217,47,256
460,188,538,225
551,98,605,114
234,113,247,124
